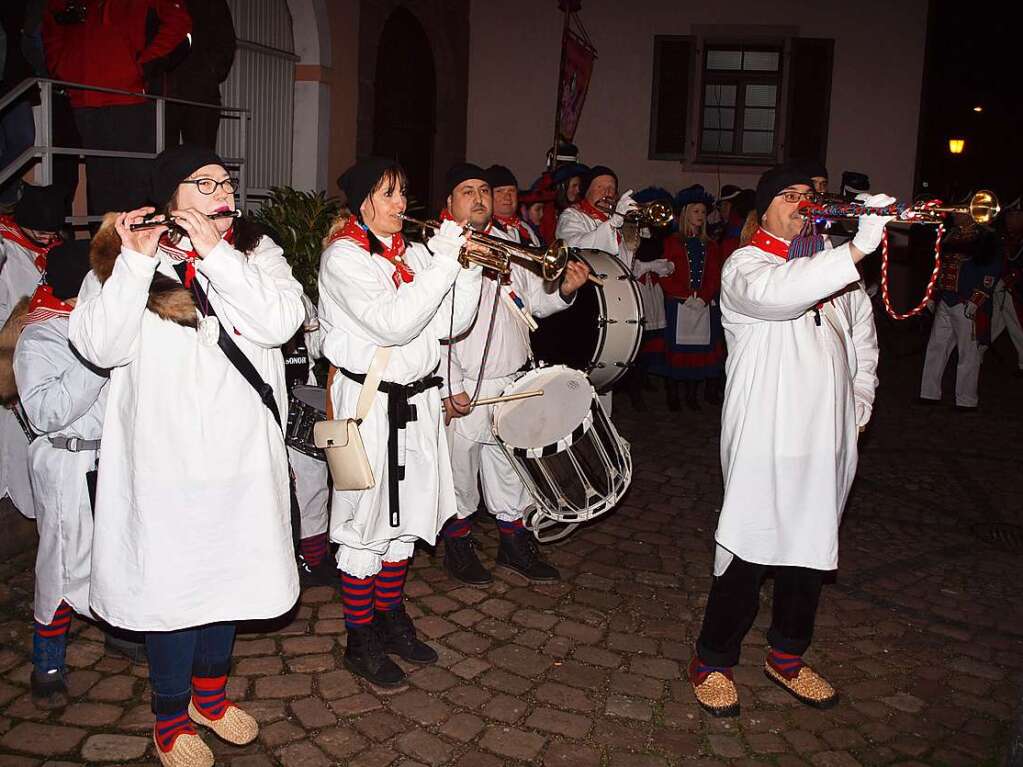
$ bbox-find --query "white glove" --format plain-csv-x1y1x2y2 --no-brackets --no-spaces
650,258,675,277
611,189,637,227
852,193,896,255
632,260,654,278
427,219,466,262
964,301,978,319
688,296,707,308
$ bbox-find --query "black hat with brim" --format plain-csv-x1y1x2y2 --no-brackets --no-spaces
14,184,65,232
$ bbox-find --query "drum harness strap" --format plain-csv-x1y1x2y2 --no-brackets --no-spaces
337,365,443,527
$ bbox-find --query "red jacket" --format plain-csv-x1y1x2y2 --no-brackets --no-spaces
43,0,191,109
659,235,722,303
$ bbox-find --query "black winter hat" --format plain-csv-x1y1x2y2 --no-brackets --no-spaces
46,239,92,301
151,144,226,209
581,165,618,195
755,164,813,218
337,157,401,212
14,184,65,232
486,164,518,190
445,163,488,197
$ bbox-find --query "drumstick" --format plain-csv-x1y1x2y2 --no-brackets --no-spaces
587,273,605,286
472,389,544,406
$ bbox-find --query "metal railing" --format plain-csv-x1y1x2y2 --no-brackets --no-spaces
0,77,251,224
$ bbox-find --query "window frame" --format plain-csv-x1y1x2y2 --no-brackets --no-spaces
648,35,695,161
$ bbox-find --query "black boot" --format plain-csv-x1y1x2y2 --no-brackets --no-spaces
30,668,68,710
374,606,438,664
298,552,341,590
704,379,721,406
497,531,560,582
665,380,681,412
343,624,406,687
684,381,701,411
444,535,493,586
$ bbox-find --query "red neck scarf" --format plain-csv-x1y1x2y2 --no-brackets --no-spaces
577,199,609,223
329,218,413,289
493,213,533,244
24,284,73,325
751,228,791,260
0,214,54,272
160,226,237,287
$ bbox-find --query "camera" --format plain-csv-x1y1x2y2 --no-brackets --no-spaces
53,2,88,25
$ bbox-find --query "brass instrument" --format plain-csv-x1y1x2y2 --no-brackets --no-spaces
399,214,569,282
596,198,675,227
800,190,1000,226
128,209,241,231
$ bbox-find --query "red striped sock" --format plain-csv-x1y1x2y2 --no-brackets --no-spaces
443,517,471,539
341,572,376,627
35,601,72,639
374,559,410,612
497,518,526,537
191,674,229,720
300,532,329,567
767,648,805,679
154,711,196,753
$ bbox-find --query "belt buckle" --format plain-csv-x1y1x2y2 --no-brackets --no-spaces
65,437,81,452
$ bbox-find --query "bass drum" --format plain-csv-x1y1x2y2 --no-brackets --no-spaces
531,248,644,392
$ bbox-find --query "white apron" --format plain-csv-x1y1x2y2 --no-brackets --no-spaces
69,235,305,631
14,318,107,623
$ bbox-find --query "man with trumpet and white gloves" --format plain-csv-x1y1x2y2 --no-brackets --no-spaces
688,163,882,718
555,165,640,268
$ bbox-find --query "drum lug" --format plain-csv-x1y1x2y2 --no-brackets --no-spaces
597,318,618,326
614,362,631,368
625,319,640,324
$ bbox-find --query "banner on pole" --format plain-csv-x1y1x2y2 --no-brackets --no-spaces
557,27,597,142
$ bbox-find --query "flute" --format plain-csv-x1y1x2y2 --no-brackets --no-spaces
129,209,241,231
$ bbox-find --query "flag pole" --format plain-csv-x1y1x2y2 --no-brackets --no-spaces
550,1,573,170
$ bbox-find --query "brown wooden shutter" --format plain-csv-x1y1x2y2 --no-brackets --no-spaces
649,36,692,159
784,38,834,163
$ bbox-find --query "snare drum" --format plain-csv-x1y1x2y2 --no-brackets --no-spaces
530,249,644,392
286,385,327,459
492,365,632,541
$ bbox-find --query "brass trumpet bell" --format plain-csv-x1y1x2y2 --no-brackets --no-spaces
597,199,675,228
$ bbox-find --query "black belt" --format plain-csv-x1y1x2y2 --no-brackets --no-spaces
338,365,442,527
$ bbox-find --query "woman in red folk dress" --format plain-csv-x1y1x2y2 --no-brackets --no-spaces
654,185,725,411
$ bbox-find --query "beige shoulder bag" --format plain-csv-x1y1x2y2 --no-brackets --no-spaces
314,347,391,490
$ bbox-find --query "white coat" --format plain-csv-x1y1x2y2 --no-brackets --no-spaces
14,316,107,624
69,235,304,631
715,237,878,573
1,233,45,517
556,206,636,267
318,235,482,554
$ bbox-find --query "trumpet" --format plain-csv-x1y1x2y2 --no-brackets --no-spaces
799,190,1000,226
399,214,569,282
596,198,675,227
128,209,241,231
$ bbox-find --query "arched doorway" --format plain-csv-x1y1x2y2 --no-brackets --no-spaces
371,8,436,212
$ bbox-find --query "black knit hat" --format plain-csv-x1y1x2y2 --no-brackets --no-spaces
445,163,488,196
151,144,226,209
486,164,518,190
755,164,813,218
14,184,65,232
46,239,92,301
337,156,400,212
582,165,617,195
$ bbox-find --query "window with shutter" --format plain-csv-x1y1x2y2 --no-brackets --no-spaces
648,36,693,160
784,38,834,164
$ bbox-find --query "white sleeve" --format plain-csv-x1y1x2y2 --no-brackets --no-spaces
14,329,107,434
849,287,879,427
518,267,570,319
69,249,157,368
721,244,861,322
435,266,483,342
556,209,618,252
195,236,305,348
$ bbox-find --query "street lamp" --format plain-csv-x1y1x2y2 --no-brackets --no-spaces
948,138,965,155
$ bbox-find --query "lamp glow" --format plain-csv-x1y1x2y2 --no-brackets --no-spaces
948,138,965,155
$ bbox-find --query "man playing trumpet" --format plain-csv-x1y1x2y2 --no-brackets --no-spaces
439,162,589,585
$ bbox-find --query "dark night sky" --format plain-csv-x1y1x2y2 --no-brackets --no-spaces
914,1,1023,204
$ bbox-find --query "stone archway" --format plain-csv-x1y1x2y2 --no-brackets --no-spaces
287,0,332,191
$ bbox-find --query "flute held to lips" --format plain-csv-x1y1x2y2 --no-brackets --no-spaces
128,209,241,231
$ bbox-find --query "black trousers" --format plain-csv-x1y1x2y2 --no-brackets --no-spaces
165,101,222,150
696,554,825,668
73,102,155,217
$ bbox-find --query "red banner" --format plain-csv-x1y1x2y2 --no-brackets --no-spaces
557,28,597,142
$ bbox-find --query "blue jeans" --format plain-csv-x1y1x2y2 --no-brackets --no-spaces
0,98,36,205
146,623,236,714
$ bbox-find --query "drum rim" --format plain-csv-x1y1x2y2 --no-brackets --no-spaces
493,365,594,450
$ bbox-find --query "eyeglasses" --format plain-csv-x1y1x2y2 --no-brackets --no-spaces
182,177,238,195
777,190,813,203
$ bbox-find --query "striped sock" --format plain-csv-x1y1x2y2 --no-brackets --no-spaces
443,517,471,539
496,518,526,537
375,559,410,612
32,601,72,673
341,572,376,628
191,674,229,720
691,656,734,684
767,648,805,679
300,532,329,567
154,710,196,753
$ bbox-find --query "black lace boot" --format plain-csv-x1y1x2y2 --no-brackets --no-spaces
374,606,438,664
298,552,341,590
343,624,406,687
497,531,560,582
443,535,493,586
30,668,68,710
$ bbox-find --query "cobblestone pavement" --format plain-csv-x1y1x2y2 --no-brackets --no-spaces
1,324,1021,766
